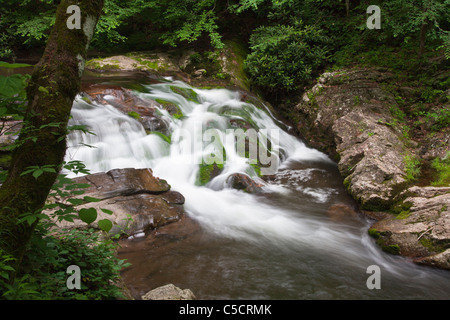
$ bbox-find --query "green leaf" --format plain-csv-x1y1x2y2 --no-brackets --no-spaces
98,219,113,232
0,272,10,280
78,208,97,225
38,86,49,94
83,196,101,203
42,167,57,173
0,74,26,98
32,169,44,179
0,61,32,69
67,198,84,205
100,208,113,215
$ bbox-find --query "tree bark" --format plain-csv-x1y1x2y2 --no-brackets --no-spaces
418,22,428,59
0,0,104,271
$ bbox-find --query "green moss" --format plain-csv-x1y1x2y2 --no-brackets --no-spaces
368,228,381,239
368,228,401,255
85,59,120,70
149,131,171,144
419,237,449,253
250,163,262,177
172,86,199,102
360,197,392,212
196,163,224,186
390,200,413,220
0,153,12,169
382,244,400,255
343,176,351,191
395,211,411,220
127,111,141,120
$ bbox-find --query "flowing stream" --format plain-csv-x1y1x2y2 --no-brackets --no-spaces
66,76,450,300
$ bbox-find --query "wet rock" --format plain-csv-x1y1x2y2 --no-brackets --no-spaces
72,168,171,200
82,84,171,135
161,190,186,205
49,168,184,236
226,173,264,194
334,110,409,211
369,186,450,269
142,284,196,300
294,68,409,211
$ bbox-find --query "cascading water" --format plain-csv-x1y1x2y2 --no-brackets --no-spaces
66,78,450,299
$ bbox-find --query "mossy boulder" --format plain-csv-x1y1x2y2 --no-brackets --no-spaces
369,186,450,269
196,163,224,186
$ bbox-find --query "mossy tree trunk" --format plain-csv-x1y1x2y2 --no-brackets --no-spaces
0,0,104,273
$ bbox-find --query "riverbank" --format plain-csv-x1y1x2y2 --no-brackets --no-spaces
277,64,450,270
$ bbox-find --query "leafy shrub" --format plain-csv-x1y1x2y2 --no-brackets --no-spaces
1,226,129,300
244,24,330,92
431,153,450,187
426,106,450,131
404,154,421,182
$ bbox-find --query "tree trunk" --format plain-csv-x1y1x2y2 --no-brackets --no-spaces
345,0,350,17
418,22,428,59
0,0,104,272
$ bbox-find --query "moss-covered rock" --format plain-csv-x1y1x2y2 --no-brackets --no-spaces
196,163,224,186
369,186,450,268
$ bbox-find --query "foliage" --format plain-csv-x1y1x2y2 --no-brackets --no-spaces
404,154,422,182
381,0,450,53
0,72,30,121
1,226,129,300
0,159,129,300
425,106,450,131
0,69,127,299
431,153,450,186
245,23,330,92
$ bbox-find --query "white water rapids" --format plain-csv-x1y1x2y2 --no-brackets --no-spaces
65,78,450,299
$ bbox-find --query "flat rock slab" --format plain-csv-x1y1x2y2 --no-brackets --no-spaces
72,168,171,200
49,168,184,236
370,186,450,269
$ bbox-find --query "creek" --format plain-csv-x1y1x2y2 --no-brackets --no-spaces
67,74,450,300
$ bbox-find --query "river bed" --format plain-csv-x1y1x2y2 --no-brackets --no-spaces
69,73,450,300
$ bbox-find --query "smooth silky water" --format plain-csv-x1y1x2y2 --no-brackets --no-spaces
66,77,450,300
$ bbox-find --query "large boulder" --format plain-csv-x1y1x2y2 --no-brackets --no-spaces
50,168,185,237
369,186,450,269
293,68,410,211
288,67,450,269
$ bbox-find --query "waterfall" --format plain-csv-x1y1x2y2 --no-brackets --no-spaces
65,80,355,248
66,78,450,300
